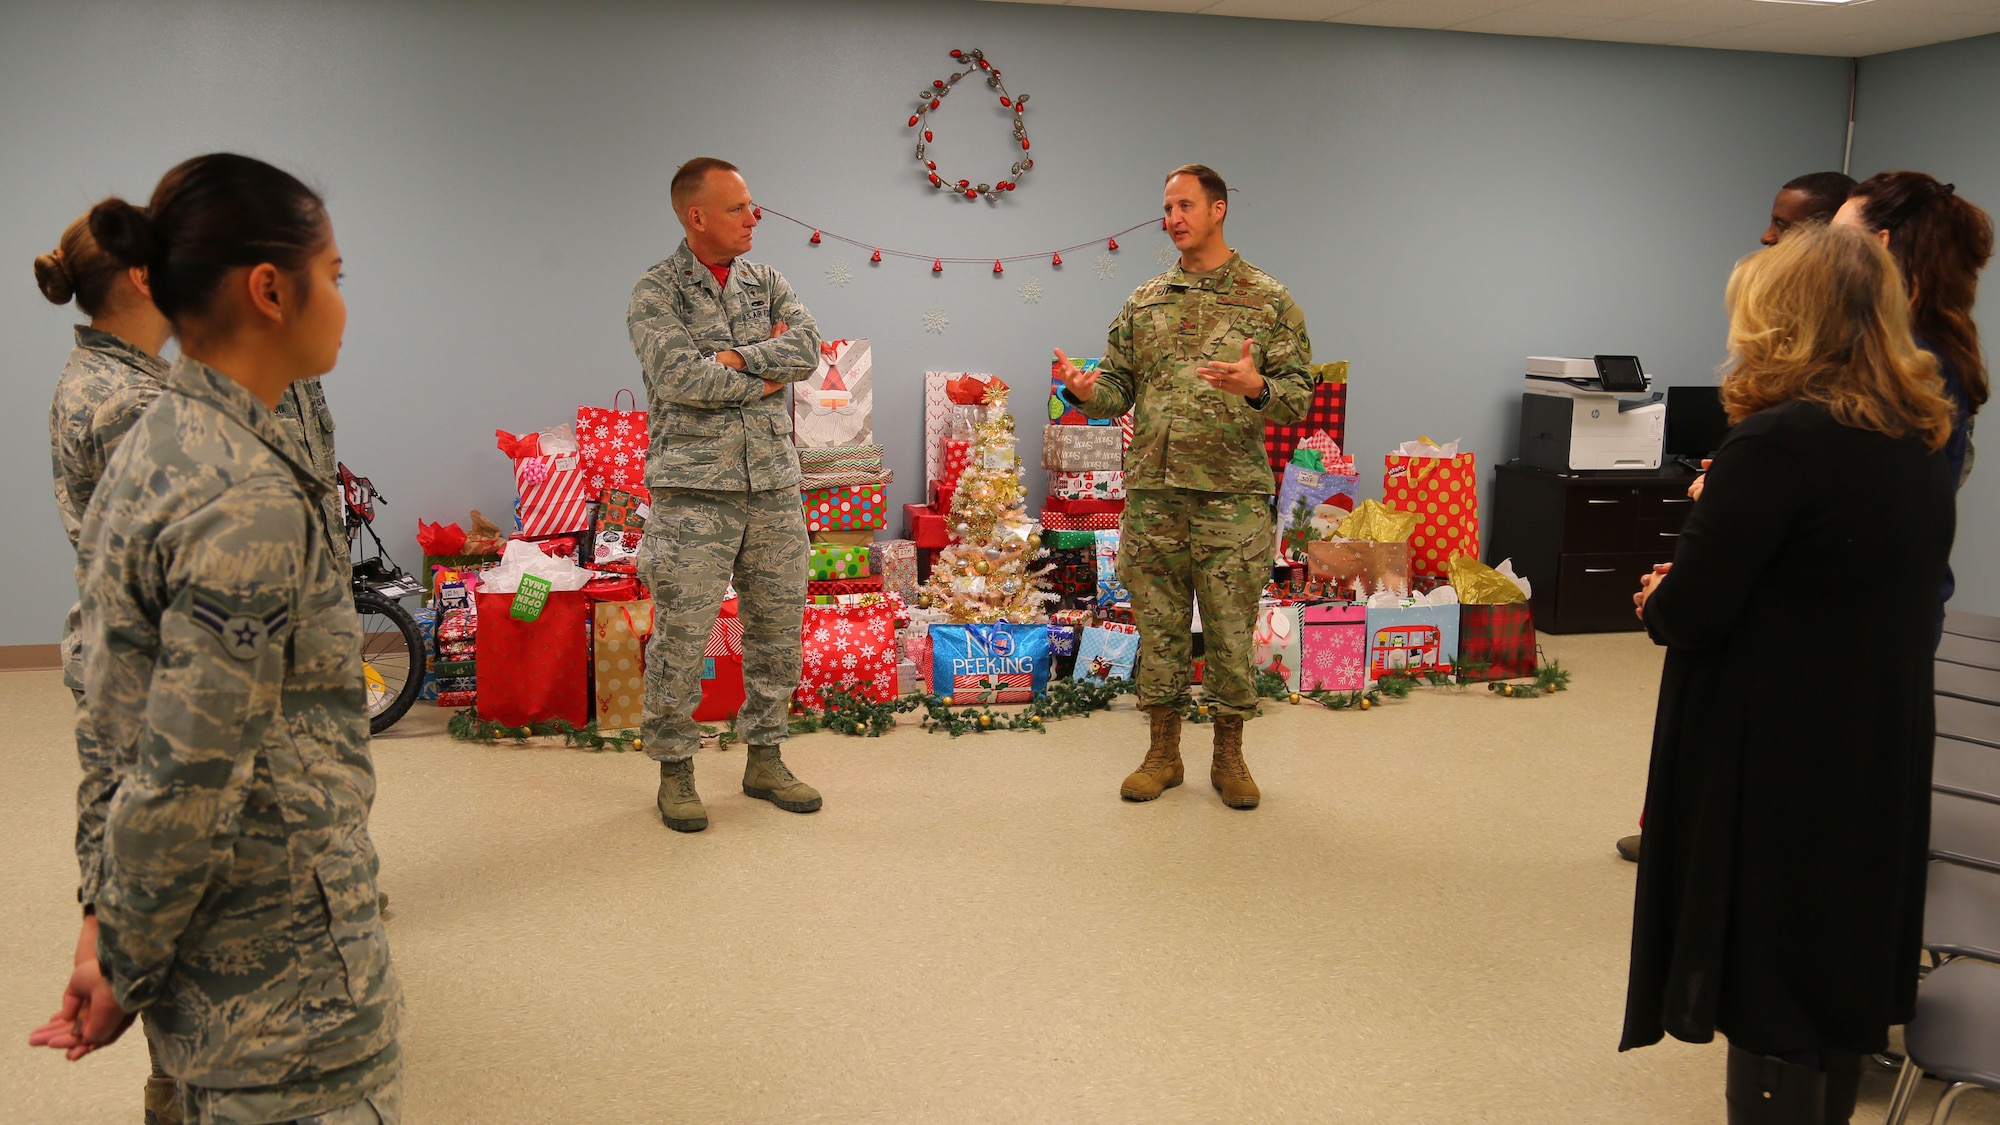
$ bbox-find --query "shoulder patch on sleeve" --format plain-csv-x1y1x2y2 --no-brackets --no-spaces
189,592,291,661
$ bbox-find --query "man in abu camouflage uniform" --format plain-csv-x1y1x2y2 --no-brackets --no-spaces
628,157,823,833
1056,164,1316,810
62,355,401,1122
275,376,350,575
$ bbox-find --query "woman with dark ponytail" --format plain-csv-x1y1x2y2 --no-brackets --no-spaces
35,211,182,1125
25,154,401,1124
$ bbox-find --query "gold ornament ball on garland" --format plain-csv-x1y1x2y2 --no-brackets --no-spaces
1288,693,1301,705
979,714,993,728
1359,698,1372,710
974,560,991,576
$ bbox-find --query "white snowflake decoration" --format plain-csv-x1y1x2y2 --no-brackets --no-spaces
923,306,950,335
1018,277,1043,304
1092,253,1118,280
825,257,854,288
1154,241,1178,267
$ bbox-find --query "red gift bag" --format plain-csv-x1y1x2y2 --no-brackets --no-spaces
1459,603,1537,681
474,589,592,726
795,601,898,709
1264,377,1348,479
693,597,745,722
576,390,648,497
1382,449,1480,578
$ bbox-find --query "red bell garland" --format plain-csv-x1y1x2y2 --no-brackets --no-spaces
909,47,1033,203
753,204,1146,276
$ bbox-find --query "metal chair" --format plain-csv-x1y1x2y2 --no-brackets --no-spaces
1932,792,2000,875
1937,633,2000,672
1934,737,2000,806
1937,695,2000,751
1882,958,2000,1124
1944,609,2000,643
1926,861,2000,966
1937,662,2000,706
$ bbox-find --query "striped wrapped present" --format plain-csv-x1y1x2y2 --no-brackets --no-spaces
797,444,885,473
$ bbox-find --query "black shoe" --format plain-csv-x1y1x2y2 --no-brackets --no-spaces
1726,1044,1826,1124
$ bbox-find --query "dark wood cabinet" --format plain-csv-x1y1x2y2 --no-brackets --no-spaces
1487,462,1697,634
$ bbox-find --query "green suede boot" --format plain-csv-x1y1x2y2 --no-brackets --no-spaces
144,1075,181,1125
743,745,822,813
657,758,708,832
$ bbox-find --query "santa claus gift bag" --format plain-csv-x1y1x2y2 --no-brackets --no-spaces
796,339,875,448
795,600,899,708
575,390,648,497
1382,438,1479,578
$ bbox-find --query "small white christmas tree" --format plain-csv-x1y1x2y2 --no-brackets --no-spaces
918,380,1056,624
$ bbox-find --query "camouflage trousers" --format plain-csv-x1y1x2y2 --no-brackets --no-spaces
1117,488,1272,720
637,488,808,761
180,1043,400,1124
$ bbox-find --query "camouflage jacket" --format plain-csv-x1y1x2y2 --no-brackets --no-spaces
275,376,351,567
1071,252,1314,493
50,326,169,549
75,356,399,1099
629,240,822,493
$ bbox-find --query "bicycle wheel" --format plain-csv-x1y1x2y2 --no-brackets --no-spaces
354,589,424,735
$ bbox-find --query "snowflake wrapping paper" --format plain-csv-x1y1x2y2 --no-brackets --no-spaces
795,601,899,708
576,394,648,497
796,338,874,448
1299,604,1368,693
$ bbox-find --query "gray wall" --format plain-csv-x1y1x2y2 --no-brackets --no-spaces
1852,33,2000,616
2,0,1856,645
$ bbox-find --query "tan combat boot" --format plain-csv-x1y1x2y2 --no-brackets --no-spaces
1121,706,1185,801
1210,715,1260,809
657,758,708,832
743,745,822,813
144,1075,182,1125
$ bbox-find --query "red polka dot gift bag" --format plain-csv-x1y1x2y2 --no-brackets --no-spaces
1381,437,1480,579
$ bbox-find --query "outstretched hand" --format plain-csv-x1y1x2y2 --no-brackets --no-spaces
1197,340,1266,397
1053,349,1098,403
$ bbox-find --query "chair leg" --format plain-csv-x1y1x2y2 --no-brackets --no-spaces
1883,1056,1923,1125
1927,1082,1977,1125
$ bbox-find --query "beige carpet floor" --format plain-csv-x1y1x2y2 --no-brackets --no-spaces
4,632,1994,1124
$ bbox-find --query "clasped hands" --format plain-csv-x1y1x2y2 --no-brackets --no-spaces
1631,460,1711,620
715,319,791,397
27,912,134,1060
1053,340,1266,401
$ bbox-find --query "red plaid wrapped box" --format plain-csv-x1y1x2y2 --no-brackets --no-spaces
804,484,889,532
1263,365,1348,480
1458,603,1537,680
576,390,647,496
1040,510,1120,532
795,601,898,708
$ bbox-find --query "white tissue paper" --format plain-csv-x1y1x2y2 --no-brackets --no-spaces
1392,437,1461,458
537,422,579,455
1365,586,1460,610
478,538,594,594
1492,558,1533,600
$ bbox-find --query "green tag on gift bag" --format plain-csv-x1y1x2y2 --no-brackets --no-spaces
511,574,553,622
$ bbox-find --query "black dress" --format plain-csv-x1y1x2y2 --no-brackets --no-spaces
1620,399,1956,1056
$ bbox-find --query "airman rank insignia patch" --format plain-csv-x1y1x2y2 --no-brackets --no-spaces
190,593,290,661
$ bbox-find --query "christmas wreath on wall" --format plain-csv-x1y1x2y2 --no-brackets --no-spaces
908,47,1033,202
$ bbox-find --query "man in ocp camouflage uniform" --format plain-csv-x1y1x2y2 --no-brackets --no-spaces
628,157,823,833
71,355,401,1122
275,375,350,574
1056,164,1316,811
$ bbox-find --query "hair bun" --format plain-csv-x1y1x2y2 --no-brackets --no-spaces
1941,182,1957,198
87,198,158,268
32,250,76,305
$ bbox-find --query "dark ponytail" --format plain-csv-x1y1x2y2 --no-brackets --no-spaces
1853,170,1993,411
89,153,327,327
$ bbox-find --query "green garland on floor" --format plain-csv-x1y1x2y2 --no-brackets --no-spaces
1487,660,1571,697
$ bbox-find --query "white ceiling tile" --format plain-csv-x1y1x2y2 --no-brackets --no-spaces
1447,9,1613,34
1324,0,1509,29
975,0,2000,53
1199,0,1374,18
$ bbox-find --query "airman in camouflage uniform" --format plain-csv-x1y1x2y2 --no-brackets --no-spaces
275,375,351,573
50,325,170,695
1060,165,1315,810
629,158,823,833
74,355,401,1122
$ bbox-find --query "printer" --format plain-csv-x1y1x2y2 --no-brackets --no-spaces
1517,355,1666,472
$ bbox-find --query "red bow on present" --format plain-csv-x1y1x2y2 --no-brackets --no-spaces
946,374,1009,405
